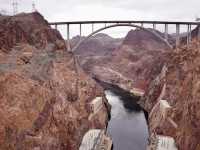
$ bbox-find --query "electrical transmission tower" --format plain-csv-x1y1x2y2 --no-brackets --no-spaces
12,0,18,15
32,1,36,12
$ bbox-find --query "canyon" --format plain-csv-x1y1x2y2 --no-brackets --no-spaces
0,11,200,150
72,22,200,150
73,27,173,93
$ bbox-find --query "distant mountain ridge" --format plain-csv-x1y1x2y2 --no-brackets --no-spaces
75,28,173,91
71,33,123,56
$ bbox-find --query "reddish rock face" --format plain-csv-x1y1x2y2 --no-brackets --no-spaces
0,13,109,150
109,29,171,90
141,40,200,150
122,29,173,50
0,12,65,52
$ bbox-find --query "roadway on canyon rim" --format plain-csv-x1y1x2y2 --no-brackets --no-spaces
105,90,149,150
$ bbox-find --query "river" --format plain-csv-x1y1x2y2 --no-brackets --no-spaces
105,90,149,150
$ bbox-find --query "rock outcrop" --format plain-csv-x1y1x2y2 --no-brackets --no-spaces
0,12,65,52
0,12,109,150
141,40,200,150
108,29,171,90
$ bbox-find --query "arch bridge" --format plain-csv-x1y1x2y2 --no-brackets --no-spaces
49,20,200,51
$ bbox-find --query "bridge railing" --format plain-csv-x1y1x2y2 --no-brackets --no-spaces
49,21,200,51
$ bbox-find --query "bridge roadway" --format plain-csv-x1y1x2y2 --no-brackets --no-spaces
49,20,200,51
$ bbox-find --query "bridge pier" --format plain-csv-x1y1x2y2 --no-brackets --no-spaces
153,23,156,30
80,24,82,37
92,23,94,32
187,24,192,46
67,24,71,51
175,24,180,48
164,24,168,41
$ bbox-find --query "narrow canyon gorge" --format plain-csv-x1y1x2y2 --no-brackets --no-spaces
0,11,200,150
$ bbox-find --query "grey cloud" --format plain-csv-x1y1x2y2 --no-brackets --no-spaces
0,0,199,38
1,0,200,21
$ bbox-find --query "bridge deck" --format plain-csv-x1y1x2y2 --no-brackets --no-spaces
49,20,200,25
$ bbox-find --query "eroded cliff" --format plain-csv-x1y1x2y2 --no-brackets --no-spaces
141,39,200,150
0,12,109,150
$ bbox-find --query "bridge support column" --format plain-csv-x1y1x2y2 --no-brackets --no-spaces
153,23,156,30
175,24,180,48
187,24,192,46
67,24,71,52
80,24,82,37
189,25,192,42
92,23,94,32
187,25,189,46
55,24,57,30
164,24,168,41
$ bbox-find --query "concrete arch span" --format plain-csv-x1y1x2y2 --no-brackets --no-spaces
71,23,173,51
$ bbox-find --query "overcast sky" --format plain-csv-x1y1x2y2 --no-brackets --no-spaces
1,0,200,38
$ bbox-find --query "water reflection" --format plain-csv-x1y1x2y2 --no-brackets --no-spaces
105,90,149,150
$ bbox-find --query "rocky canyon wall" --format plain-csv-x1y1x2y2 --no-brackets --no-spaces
0,12,110,150
141,39,200,150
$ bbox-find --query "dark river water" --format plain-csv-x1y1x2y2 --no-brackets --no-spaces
105,90,149,150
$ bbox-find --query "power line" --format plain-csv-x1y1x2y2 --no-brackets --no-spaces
12,0,18,15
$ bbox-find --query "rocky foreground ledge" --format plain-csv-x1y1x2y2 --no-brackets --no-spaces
0,12,110,150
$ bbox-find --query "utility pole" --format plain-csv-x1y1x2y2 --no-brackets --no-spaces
32,1,36,12
12,0,18,15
